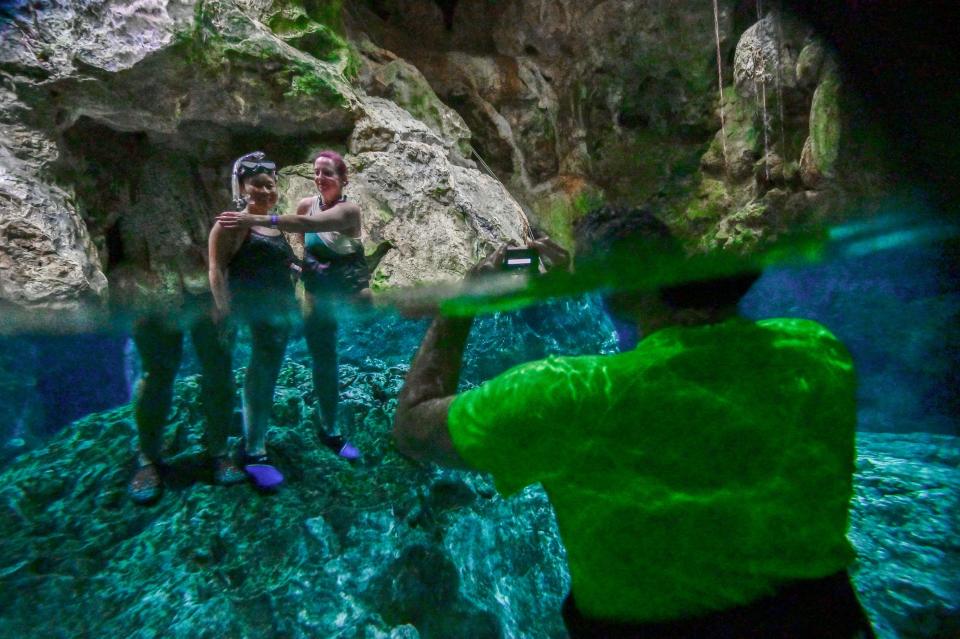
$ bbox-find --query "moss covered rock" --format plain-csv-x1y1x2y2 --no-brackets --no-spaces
807,65,842,182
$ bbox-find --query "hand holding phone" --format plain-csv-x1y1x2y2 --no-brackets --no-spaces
502,247,540,272
527,237,571,272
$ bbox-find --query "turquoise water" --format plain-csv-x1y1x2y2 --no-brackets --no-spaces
0,209,957,638
2,209,956,456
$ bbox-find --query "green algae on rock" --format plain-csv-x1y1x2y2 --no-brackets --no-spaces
266,0,350,63
0,359,569,638
805,64,842,184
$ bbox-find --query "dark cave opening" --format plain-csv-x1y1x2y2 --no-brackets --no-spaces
57,116,347,275
58,117,148,236
433,0,458,31
104,222,125,270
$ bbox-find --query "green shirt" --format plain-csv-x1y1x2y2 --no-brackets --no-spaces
448,318,857,622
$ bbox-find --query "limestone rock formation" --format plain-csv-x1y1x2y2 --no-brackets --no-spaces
678,8,887,253
849,434,960,639
0,0,533,318
733,14,801,103
801,63,842,187
0,0,358,315
354,35,473,161
0,114,108,310
1,0,889,315
345,0,738,232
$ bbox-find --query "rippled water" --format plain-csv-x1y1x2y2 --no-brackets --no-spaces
1,206,956,467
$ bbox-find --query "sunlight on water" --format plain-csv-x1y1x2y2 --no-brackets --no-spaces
828,206,960,258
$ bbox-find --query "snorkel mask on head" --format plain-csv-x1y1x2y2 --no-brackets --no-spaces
231,151,278,211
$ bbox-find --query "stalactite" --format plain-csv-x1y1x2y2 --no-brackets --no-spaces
775,1,787,157
756,0,771,181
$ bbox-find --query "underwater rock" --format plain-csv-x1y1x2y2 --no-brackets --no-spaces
850,434,960,639
0,334,954,639
0,355,569,638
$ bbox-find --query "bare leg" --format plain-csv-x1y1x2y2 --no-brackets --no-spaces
241,321,289,456
190,317,236,457
132,317,183,464
303,299,339,436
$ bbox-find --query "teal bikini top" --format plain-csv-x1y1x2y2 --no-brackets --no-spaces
304,196,362,260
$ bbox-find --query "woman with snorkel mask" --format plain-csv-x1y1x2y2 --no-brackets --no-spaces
208,151,299,489
217,150,369,461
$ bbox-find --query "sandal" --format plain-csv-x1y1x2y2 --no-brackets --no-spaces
319,432,361,461
128,462,163,505
212,455,246,486
242,453,284,490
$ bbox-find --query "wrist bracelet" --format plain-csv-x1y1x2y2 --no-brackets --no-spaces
270,214,279,227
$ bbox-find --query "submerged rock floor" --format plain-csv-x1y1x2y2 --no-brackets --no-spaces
0,360,956,638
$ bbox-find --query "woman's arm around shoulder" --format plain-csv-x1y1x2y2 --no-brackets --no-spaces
314,199,361,232
216,198,360,234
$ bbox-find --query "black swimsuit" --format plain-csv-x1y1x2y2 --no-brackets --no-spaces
228,230,297,320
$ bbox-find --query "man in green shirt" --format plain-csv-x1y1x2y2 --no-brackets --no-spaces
393,207,874,637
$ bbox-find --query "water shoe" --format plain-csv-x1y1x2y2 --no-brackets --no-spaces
212,455,246,486
128,462,163,505
320,433,361,461
242,453,284,490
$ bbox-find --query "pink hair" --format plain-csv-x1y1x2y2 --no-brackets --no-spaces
314,150,348,183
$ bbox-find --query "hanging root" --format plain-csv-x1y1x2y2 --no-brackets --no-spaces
775,0,787,156
756,0,771,181
712,0,729,171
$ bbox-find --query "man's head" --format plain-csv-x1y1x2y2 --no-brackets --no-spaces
574,206,760,345
574,205,676,258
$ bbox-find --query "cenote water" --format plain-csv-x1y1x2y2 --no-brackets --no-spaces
0,208,956,638
1,1,958,638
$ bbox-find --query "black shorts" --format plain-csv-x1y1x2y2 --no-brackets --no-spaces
302,250,370,297
562,571,875,639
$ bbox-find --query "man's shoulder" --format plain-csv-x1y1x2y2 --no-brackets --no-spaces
752,318,854,377
491,353,609,386
755,318,847,350
756,317,837,338
452,353,610,414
